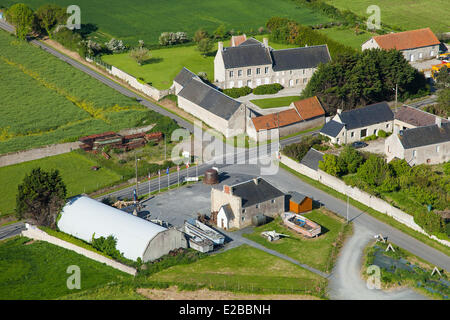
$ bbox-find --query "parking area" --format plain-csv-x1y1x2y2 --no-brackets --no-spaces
138,172,256,228
360,138,386,155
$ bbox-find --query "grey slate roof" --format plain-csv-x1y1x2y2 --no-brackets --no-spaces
222,42,272,68
173,67,198,87
300,148,324,170
399,122,450,149
320,120,345,137
177,77,242,120
231,178,285,208
220,204,235,221
338,102,394,130
288,191,308,204
271,45,331,71
238,38,262,46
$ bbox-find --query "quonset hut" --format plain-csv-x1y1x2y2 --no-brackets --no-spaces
57,196,187,262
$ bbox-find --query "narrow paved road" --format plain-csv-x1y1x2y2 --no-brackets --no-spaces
0,222,26,240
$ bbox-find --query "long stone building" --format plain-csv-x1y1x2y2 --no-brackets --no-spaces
362,28,440,62
214,37,331,89
173,68,247,137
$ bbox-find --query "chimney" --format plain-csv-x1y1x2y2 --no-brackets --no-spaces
337,109,342,115
435,117,442,128
263,38,268,48
253,177,260,185
218,41,223,52
223,185,232,195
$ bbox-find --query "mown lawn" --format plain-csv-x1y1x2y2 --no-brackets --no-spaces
318,27,373,50
3,0,331,45
250,96,301,109
243,208,351,272
325,0,448,33
0,30,163,154
145,245,327,296
0,236,131,299
0,152,121,216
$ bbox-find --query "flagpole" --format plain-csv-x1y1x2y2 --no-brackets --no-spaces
158,170,161,193
148,171,151,197
167,170,170,190
177,165,180,187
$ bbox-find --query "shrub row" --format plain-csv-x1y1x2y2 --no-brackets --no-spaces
252,83,283,95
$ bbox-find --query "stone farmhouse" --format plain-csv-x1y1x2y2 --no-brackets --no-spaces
247,96,325,141
173,68,247,138
320,102,394,145
214,37,331,89
212,177,285,230
362,28,440,62
385,120,450,165
393,105,449,133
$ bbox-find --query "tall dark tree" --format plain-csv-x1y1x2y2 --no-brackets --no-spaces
16,168,67,229
35,4,66,38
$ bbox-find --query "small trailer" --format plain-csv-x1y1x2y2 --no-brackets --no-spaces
282,212,321,238
184,219,225,245
188,236,214,253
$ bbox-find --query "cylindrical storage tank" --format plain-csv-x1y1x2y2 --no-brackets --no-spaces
203,169,219,185
252,214,266,226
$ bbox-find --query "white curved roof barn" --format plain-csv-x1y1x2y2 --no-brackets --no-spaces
57,196,186,261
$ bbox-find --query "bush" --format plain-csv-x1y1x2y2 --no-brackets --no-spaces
253,83,283,95
223,86,252,98
377,129,389,138
158,32,189,46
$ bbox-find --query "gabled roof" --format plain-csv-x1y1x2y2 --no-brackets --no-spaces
222,41,272,68
230,178,285,208
173,67,199,87
320,120,344,137
177,76,242,120
288,191,308,204
338,102,394,130
251,109,302,132
394,105,448,127
398,122,450,149
300,148,324,170
271,45,331,71
372,28,440,51
293,96,325,120
219,204,235,220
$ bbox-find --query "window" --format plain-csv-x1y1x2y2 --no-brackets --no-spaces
413,150,417,157
237,80,243,87
386,123,390,128
256,68,261,75
302,69,305,75
351,132,354,138
265,78,269,84
296,79,299,84
271,199,275,204
247,80,252,87
303,78,307,84
229,70,234,78
419,53,423,59
410,54,414,62
290,70,293,75
361,129,367,138
241,216,245,222
436,145,440,153
373,129,377,135
255,204,259,209
242,209,246,213
229,81,234,88
238,70,242,77
265,67,269,74
247,69,252,76
430,50,434,56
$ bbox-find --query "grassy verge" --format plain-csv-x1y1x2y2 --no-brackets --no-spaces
0,236,131,299
280,163,450,256
250,96,301,109
243,208,353,273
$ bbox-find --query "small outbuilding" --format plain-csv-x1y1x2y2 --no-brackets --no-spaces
288,191,312,214
217,204,234,230
57,196,187,262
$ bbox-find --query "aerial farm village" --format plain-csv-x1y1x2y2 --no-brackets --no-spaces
0,0,449,303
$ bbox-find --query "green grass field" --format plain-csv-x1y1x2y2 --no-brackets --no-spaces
3,0,331,45
0,30,157,154
326,0,449,33
145,245,327,296
243,208,351,272
102,37,299,90
0,152,121,216
250,96,301,109
0,236,131,299
318,27,373,50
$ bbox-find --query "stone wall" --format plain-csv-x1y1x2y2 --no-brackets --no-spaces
280,155,450,247
21,224,137,275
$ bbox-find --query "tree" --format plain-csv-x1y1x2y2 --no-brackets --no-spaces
435,65,450,90
319,154,345,176
105,38,127,53
356,154,395,192
194,28,209,43
7,3,34,40
197,38,213,56
213,24,226,39
129,47,151,65
35,4,66,38
16,168,67,229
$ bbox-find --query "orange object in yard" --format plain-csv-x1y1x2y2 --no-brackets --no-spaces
288,191,313,214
